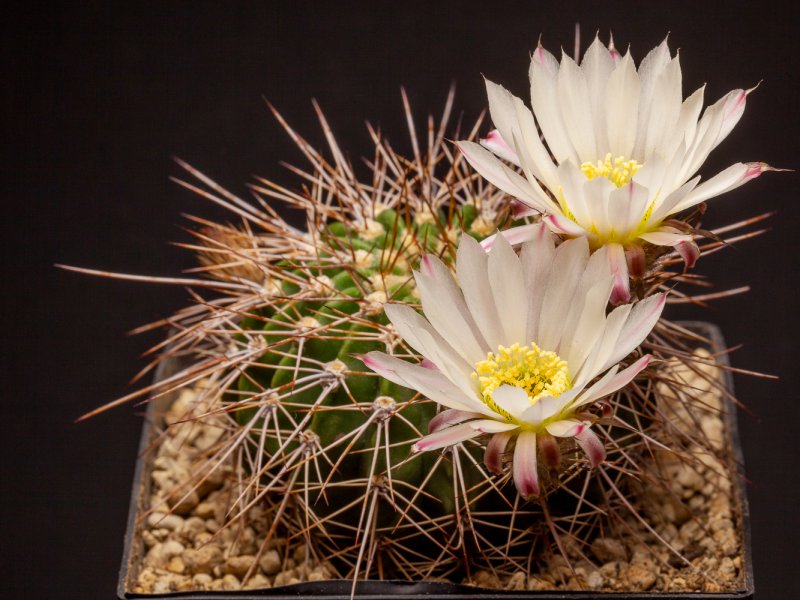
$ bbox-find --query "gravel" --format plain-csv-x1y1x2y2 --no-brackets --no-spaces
133,350,746,594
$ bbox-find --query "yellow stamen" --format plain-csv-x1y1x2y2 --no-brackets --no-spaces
471,343,571,419
581,153,642,187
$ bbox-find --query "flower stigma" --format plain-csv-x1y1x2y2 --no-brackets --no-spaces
581,153,643,187
472,343,572,419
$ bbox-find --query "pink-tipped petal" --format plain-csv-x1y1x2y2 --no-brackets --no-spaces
479,223,541,251
576,354,652,407
673,162,777,214
511,200,539,219
544,213,586,237
419,358,439,371
539,434,561,468
575,427,606,467
420,254,435,278
625,245,646,279
484,431,514,475
676,240,700,269
413,423,481,453
480,129,520,165
513,431,540,499
607,243,631,304
428,409,481,434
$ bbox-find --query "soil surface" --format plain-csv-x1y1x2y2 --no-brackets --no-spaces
130,349,746,594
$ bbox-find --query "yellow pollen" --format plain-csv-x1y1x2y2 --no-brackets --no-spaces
581,153,642,187
471,343,572,418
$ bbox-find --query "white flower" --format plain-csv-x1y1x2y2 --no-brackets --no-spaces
458,37,769,303
362,226,665,499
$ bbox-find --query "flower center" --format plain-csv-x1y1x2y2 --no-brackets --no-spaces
471,343,572,416
581,153,642,187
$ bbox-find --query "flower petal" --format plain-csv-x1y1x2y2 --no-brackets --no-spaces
633,38,672,158
607,243,631,305
560,274,614,373
513,431,540,498
530,44,577,164
576,427,606,467
539,433,561,468
537,237,590,352
361,351,488,415
413,423,481,453
521,393,572,425
456,234,504,349
484,431,514,475
479,223,543,251
664,85,705,163
557,51,597,162
545,418,585,438
488,233,528,343
676,240,700,268
672,162,768,213
605,51,640,158
429,409,482,434
601,293,665,371
640,56,682,161
491,385,532,419
457,141,553,213
573,354,651,408
639,226,693,246
520,223,556,343
384,303,472,376
544,213,586,237
607,181,650,238
680,89,747,181
574,303,630,386
480,128,520,166
416,255,488,363
581,36,615,153
468,419,520,434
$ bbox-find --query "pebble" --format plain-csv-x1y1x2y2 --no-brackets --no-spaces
194,501,216,520
225,555,255,579
599,561,619,578
591,537,627,562
166,556,186,574
505,571,526,590
625,563,657,591
527,577,555,591
191,573,213,589
585,570,604,590
244,573,271,589
258,549,282,575
147,512,184,531
167,488,200,515
307,566,329,581
222,574,241,590
274,572,300,586
183,546,223,574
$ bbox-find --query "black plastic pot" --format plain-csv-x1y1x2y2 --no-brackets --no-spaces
117,322,754,599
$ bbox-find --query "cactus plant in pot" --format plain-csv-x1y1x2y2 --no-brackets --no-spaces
68,33,773,598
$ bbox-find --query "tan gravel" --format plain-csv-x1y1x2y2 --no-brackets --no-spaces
133,349,746,594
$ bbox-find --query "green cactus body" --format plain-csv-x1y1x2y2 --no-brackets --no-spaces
230,206,500,573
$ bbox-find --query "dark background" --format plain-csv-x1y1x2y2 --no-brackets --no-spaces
4,1,798,598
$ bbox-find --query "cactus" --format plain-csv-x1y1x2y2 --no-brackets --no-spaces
160,91,545,580
76,84,768,592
